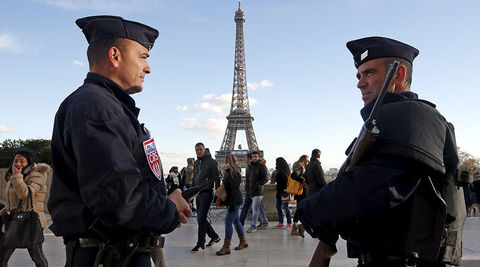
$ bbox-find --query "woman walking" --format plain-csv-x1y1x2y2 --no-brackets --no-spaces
216,155,248,255
0,150,49,267
274,157,292,228
290,155,309,238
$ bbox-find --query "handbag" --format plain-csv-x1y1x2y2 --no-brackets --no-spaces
285,175,304,196
281,191,291,201
215,183,227,201
3,187,44,248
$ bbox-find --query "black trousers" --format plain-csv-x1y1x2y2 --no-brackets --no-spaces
65,240,151,267
0,242,48,267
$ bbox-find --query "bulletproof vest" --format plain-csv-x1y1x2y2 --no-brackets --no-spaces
373,97,466,265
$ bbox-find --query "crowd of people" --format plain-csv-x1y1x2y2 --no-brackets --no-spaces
1,14,475,267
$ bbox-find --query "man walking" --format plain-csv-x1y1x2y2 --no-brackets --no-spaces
306,148,326,196
191,143,221,252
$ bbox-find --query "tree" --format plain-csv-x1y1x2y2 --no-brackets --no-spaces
458,149,480,175
0,139,51,167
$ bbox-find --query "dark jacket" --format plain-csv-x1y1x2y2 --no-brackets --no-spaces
248,160,267,197
298,92,465,264
48,73,179,238
306,158,326,195
193,150,219,193
275,170,289,200
223,168,243,209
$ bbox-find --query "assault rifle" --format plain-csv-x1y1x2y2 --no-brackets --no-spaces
309,60,400,267
182,176,221,202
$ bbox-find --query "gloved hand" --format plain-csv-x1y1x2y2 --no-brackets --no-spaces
228,205,235,213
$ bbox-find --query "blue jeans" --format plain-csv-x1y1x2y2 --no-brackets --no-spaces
240,192,268,226
239,192,252,226
196,192,219,246
224,204,244,240
251,196,267,227
276,199,292,225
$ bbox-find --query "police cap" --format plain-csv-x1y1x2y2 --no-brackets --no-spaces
76,15,159,51
346,36,419,68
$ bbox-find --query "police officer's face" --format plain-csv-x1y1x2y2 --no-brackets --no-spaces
195,145,205,158
117,39,151,94
356,58,388,105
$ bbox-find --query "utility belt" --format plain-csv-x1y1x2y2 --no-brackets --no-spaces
76,235,165,251
66,234,164,267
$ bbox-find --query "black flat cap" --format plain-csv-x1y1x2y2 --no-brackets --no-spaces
346,36,419,68
76,15,159,51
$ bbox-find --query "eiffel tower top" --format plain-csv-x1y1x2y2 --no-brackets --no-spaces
216,1,263,168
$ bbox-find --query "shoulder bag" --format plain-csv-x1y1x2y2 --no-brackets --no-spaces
3,186,44,248
285,175,304,196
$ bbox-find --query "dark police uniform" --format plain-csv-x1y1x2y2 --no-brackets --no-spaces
298,37,466,267
48,16,179,267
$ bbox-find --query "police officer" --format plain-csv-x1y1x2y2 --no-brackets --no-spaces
48,16,192,267
297,37,466,266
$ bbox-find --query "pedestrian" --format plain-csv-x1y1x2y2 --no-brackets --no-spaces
191,143,221,252
216,155,248,255
290,155,309,238
48,16,192,267
306,149,326,196
0,150,48,267
273,157,292,228
246,151,269,233
181,158,196,211
239,152,268,227
166,166,181,194
298,36,465,266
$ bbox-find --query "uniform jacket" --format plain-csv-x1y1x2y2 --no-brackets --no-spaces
298,92,463,261
223,168,243,208
248,160,268,197
48,72,179,238
193,150,219,193
2,164,49,229
306,158,326,195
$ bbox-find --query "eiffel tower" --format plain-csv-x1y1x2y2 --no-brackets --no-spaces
216,0,263,168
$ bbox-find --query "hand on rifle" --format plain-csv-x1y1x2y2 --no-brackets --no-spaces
168,189,193,227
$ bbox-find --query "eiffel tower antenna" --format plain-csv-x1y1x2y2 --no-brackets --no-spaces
216,1,263,168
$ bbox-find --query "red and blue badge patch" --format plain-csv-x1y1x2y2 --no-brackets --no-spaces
143,138,163,180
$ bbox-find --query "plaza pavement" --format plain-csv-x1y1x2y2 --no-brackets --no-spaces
8,210,480,266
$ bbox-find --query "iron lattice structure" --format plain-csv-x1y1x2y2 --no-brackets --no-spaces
216,1,263,168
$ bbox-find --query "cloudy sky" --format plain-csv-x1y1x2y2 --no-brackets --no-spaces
1,0,479,171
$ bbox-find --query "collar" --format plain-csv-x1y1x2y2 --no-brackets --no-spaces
360,92,418,121
85,72,140,118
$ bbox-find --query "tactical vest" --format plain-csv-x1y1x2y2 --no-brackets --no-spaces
373,97,466,265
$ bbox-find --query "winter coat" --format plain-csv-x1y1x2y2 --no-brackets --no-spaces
223,168,243,209
248,161,268,197
275,170,289,200
2,164,49,229
193,150,219,193
306,158,326,195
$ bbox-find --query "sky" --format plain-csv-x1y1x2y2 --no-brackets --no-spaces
1,0,479,172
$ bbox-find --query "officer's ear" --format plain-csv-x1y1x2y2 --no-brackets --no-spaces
107,46,122,69
391,64,407,93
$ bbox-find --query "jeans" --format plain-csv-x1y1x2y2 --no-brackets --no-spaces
224,204,244,240
240,192,268,226
65,240,150,267
251,196,265,227
196,191,219,246
293,193,306,223
276,199,292,225
239,192,252,226
0,234,48,267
